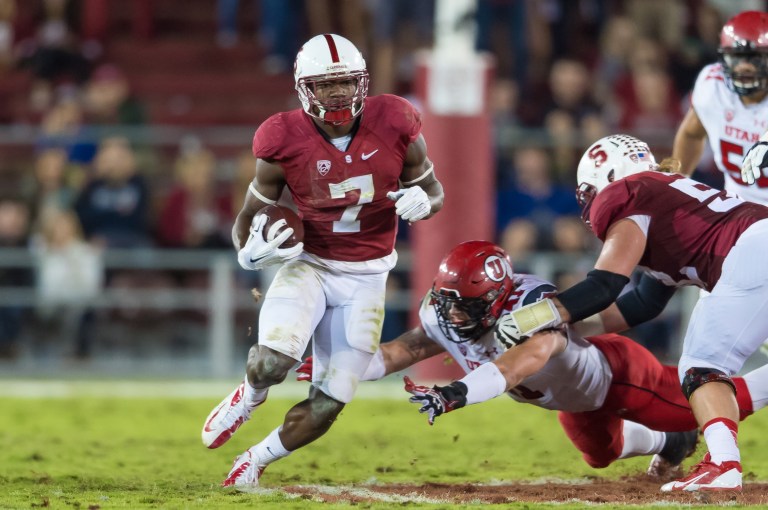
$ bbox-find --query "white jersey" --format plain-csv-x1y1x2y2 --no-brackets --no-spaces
418,274,612,412
692,63,768,204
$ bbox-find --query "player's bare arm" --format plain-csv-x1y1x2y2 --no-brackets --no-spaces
379,326,446,375
672,108,708,177
399,134,444,218
495,214,646,347
232,158,286,249
552,219,646,327
492,330,567,391
404,329,567,425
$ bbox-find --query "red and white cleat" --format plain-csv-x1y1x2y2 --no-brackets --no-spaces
221,450,266,488
202,382,264,449
660,453,742,492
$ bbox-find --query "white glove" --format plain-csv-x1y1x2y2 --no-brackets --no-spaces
742,140,768,185
493,299,562,349
237,214,303,271
387,187,431,222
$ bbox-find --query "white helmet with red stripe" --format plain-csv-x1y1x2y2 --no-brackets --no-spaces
575,134,658,225
294,34,369,125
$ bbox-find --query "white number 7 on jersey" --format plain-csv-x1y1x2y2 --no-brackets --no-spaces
328,174,374,233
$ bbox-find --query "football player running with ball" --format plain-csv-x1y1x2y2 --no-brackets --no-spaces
297,241,767,478
202,33,443,488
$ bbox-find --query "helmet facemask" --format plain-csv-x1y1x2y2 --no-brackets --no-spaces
431,286,504,343
719,49,768,96
297,71,369,126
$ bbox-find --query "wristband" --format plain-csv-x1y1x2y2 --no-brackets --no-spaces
458,362,508,405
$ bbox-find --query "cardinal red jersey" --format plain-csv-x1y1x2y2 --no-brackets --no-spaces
252,94,421,262
590,172,768,290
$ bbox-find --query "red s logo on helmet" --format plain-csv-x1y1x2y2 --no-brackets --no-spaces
588,145,608,167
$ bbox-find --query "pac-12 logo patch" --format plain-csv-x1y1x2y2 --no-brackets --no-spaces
316,160,331,176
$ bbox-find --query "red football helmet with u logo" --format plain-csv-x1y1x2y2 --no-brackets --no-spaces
431,241,515,343
719,11,768,96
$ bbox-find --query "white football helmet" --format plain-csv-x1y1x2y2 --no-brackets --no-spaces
294,34,369,126
575,134,658,224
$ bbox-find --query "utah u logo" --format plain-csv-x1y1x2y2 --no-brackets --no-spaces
316,160,331,176
484,255,511,282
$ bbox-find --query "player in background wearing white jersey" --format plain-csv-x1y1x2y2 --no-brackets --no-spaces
672,11,768,201
297,241,767,478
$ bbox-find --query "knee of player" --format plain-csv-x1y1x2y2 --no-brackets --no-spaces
246,348,295,386
681,366,736,400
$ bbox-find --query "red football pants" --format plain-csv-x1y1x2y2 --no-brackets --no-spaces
558,334,753,468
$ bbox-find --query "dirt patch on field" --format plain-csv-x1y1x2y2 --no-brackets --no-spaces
282,477,768,505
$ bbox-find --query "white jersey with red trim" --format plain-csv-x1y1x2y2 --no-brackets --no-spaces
691,63,768,203
418,274,612,412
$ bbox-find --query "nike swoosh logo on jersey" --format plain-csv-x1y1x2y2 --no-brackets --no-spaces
362,149,379,160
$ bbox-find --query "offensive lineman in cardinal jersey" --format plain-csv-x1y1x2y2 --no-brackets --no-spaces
673,11,768,201
200,33,444,487
296,241,766,477
492,134,768,492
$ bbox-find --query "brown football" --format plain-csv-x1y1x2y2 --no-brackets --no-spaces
257,204,304,248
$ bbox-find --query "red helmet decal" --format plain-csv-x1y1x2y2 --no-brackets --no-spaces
322,34,341,63
484,255,508,282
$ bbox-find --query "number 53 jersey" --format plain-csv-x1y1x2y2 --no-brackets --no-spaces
589,172,768,291
692,63,768,202
252,94,422,262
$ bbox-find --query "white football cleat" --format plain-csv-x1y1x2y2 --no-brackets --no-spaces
660,453,742,492
221,450,266,488
202,382,265,449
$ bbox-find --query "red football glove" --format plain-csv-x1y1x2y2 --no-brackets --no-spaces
403,376,467,426
295,356,313,382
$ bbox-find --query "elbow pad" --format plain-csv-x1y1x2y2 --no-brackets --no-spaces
557,269,630,323
616,273,676,327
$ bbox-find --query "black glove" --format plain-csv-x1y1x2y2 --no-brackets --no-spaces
403,376,468,425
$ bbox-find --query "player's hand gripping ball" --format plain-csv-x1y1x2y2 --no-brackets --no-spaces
257,205,304,247
237,205,304,270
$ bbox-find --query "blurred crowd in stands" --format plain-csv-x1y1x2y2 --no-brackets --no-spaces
0,0,763,362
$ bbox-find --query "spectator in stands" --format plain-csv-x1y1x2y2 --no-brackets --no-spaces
0,0,16,73
668,4,722,97
616,66,682,140
368,0,435,95
475,0,527,82
217,0,303,75
592,15,638,107
610,37,682,142
37,95,98,164
157,147,232,249
83,63,146,125
33,207,102,358
496,146,582,262
0,196,31,359
16,0,93,113
542,58,604,177
305,0,367,57
22,146,81,227
74,136,151,248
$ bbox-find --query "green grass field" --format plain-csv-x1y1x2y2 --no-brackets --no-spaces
2,380,767,509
